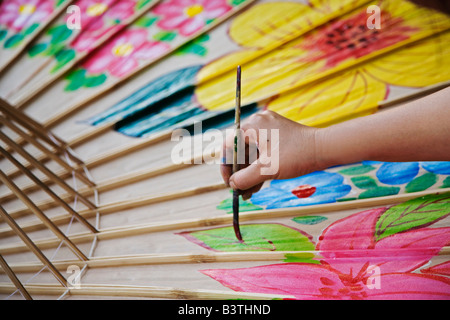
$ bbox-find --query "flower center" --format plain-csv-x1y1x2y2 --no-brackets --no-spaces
86,3,108,17
112,43,134,57
291,184,316,198
185,4,204,18
19,4,36,15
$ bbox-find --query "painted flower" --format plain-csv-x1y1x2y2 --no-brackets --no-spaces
0,0,54,32
153,0,232,37
82,29,170,78
70,0,136,53
250,171,351,209
365,161,450,186
67,0,117,28
202,194,450,299
194,0,450,127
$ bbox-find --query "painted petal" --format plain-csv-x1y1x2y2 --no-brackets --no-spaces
157,15,188,30
376,162,419,185
132,42,170,60
421,162,450,175
250,187,298,209
179,15,204,37
109,57,138,78
153,3,185,15
364,31,450,88
374,227,450,274
421,261,450,277
201,263,344,299
317,207,385,274
365,273,450,300
267,68,387,127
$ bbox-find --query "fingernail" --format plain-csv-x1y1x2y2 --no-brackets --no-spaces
230,179,237,190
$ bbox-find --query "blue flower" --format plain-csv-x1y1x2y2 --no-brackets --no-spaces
368,161,450,186
420,162,450,175
375,162,419,185
250,171,351,209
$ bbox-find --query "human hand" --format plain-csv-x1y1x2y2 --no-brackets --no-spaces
220,110,321,200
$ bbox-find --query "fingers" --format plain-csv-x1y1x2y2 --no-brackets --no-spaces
229,159,271,192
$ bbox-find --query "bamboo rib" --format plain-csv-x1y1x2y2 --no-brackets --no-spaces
0,182,227,237
0,283,293,300
0,116,95,187
0,130,96,210
0,146,98,234
0,99,82,164
1,188,448,255
0,206,67,286
0,254,32,300
4,247,450,274
0,170,89,261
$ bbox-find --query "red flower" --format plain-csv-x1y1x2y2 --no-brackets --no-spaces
300,11,418,68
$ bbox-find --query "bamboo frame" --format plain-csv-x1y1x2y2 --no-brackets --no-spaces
0,206,67,286
2,187,448,256
0,1,449,301
0,254,32,300
0,146,98,234
0,283,293,300
4,246,450,274
0,130,96,210
0,170,89,261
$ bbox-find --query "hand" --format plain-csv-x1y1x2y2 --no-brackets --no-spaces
220,110,320,200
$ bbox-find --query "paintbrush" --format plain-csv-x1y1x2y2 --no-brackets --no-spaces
232,65,243,242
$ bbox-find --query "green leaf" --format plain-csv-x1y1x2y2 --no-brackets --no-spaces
84,73,107,88
405,172,437,193
351,176,378,189
180,224,315,252
358,186,399,199
229,0,249,5
51,49,76,73
339,164,375,176
48,25,72,44
292,216,327,225
441,176,450,189
375,193,450,241
134,16,158,27
4,33,24,48
136,0,152,10
153,31,176,42
176,43,207,56
283,252,320,264
23,23,39,36
56,0,67,7
0,30,8,42
64,69,86,91
28,43,48,57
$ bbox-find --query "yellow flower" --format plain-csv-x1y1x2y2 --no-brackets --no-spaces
195,0,450,127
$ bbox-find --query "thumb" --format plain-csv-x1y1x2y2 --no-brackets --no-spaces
229,160,267,191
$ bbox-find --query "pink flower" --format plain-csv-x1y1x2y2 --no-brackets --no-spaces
82,29,170,78
67,0,116,28
0,0,54,32
202,207,450,299
153,0,232,37
70,0,136,53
